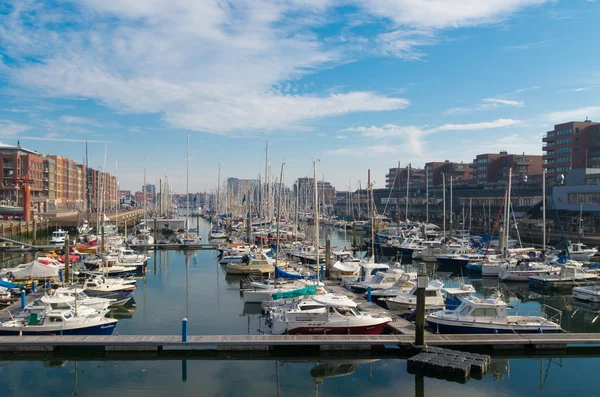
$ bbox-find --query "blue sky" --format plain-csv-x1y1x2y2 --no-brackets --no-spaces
0,0,599,192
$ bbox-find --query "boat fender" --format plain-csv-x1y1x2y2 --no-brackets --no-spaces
493,329,498,334
538,327,543,333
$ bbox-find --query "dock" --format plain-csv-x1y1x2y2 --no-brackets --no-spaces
1,333,600,353
129,243,219,250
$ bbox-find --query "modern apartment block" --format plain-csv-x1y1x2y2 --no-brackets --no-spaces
385,166,426,189
424,161,471,186
471,151,542,184
0,143,45,210
543,119,600,181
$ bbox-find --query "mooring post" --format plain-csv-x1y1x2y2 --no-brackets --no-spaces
31,281,36,293
182,360,188,383
196,214,200,236
32,217,37,245
20,290,26,309
367,285,372,302
58,268,63,283
154,217,158,244
415,263,427,347
182,318,188,342
352,221,357,247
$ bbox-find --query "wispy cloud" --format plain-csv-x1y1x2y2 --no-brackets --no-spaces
504,40,549,51
445,97,524,114
544,106,600,123
430,118,521,132
20,136,106,143
60,115,102,127
0,120,32,137
514,86,541,93
563,86,599,93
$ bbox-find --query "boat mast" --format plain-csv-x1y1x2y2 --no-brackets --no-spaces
143,157,147,226
425,167,429,224
504,168,513,259
449,175,453,239
405,163,410,222
442,174,446,239
115,160,118,234
265,142,269,223
186,134,190,237
369,169,375,261
542,169,546,252
313,160,319,280
275,163,285,264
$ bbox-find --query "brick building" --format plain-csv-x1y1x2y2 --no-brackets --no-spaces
543,119,600,182
471,151,543,184
385,166,426,189
424,161,471,186
0,143,45,212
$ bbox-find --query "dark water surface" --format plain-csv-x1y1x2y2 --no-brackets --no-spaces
1,218,600,396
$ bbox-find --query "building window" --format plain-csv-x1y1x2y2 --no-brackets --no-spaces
556,128,572,136
556,138,572,145
568,192,600,204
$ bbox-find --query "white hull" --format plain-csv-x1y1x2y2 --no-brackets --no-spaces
573,287,600,302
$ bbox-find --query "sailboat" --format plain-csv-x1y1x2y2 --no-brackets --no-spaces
129,158,155,246
176,135,201,245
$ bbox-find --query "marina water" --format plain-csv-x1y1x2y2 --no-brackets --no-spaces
1,218,599,396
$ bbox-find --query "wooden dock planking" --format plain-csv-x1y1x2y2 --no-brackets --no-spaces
2,333,600,352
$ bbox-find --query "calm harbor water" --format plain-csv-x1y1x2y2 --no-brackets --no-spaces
2,218,600,396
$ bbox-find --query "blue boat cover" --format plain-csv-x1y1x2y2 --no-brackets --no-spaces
0,279,19,289
274,266,318,280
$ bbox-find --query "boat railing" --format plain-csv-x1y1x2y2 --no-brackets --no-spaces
518,303,563,325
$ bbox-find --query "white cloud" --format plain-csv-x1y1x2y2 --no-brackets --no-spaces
445,97,525,113
431,118,521,132
482,98,524,107
504,40,549,51
60,115,102,127
355,0,547,29
564,86,599,93
0,120,32,137
334,135,347,139
545,106,600,123
514,86,540,93
2,0,409,134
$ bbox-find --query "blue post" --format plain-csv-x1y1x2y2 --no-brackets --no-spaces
538,327,543,334
20,290,26,309
182,360,188,383
367,286,372,302
182,318,188,342
31,281,36,293
58,269,63,283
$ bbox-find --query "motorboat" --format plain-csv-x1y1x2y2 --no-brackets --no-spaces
350,269,409,294
209,229,226,240
243,282,318,304
498,262,561,282
50,229,68,246
108,247,150,263
383,280,445,312
40,287,116,310
267,295,391,335
81,276,136,305
175,232,201,245
572,285,600,303
426,294,563,334
225,254,275,275
370,274,417,300
78,220,93,235
340,262,390,290
529,265,598,289
441,284,476,310
82,257,138,277
568,242,597,262
0,304,118,335
128,233,155,246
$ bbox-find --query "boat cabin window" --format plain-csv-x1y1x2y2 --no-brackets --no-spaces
300,305,322,311
459,305,471,315
48,316,63,323
425,290,438,297
371,275,383,283
471,308,497,317
383,276,395,283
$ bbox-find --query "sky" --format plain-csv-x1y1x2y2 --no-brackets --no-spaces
0,0,599,193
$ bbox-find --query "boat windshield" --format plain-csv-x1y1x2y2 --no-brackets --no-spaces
371,275,383,283
459,305,471,315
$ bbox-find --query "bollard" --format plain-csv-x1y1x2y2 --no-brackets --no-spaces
182,318,188,342
59,269,63,283
367,286,372,302
31,281,36,293
20,290,26,309
182,360,188,383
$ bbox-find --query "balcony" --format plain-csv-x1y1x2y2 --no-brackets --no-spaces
543,132,555,140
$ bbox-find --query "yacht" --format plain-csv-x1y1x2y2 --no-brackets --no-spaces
568,242,597,262
267,295,391,335
498,262,561,282
0,304,118,335
40,287,116,310
350,269,408,294
383,280,445,312
426,294,563,334
572,285,600,303
50,229,68,245
225,254,275,275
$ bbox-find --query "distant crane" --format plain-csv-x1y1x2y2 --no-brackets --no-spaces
4,157,37,221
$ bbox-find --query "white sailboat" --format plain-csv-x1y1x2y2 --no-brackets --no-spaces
176,134,200,245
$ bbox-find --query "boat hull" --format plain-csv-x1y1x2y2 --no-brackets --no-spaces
426,319,562,334
0,321,117,336
287,322,388,335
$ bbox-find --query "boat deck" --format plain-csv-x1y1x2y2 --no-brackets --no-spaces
0,292,43,322
323,281,423,335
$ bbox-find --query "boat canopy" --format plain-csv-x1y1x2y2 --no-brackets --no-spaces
274,267,317,280
312,295,357,308
271,285,318,300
